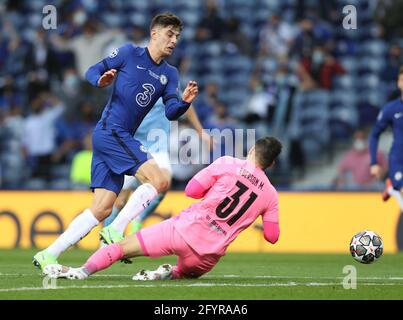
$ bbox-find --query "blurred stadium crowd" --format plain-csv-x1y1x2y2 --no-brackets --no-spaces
0,0,402,191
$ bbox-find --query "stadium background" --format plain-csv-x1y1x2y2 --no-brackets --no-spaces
0,0,402,253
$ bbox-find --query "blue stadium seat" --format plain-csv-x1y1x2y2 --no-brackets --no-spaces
331,90,358,107
360,40,387,56
333,75,355,89
330,106,358,128
101,13,125,28
359,74,380,89
359,57,385,73
25,179,47,190
128,12,149,28
340,57,359,74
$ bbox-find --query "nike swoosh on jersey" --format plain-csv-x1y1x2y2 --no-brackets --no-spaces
136,65,147,70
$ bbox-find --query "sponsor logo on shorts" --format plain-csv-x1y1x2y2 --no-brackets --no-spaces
395,171,402,181
140,145,148,153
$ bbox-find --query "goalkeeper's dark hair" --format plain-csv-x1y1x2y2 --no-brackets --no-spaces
150,12,183,32
254,136,282,168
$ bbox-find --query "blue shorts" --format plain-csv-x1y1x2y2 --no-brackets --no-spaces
91,128,151,195
389,155,403,190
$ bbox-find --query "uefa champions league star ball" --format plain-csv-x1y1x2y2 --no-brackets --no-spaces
349,230,383,264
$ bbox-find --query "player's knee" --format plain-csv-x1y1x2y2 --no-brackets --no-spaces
91,205,112,221
150,176,169,193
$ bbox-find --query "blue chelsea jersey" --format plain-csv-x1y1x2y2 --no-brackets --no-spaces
135,97,170,151
86,43,181,135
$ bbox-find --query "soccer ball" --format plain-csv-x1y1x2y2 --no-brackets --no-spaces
349,230,383,264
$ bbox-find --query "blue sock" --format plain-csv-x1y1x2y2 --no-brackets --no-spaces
138,192,166,222
103,205,121,227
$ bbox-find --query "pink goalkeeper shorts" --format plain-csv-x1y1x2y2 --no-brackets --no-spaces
136,217,221,279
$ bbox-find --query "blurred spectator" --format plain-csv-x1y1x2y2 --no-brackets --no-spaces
298,46,345,90
296,0,338,23
0,104,25,188
26,29,57,101
0,81,24,112
290,19,319,58
1,34,30,92
208,100,237,131
70,131,92,189
382,44,403,99
22,93,65,182
376,0,403,40
335,129,387,190
129,25,148,47
224,17,252,56
54,100,97,164
195,0,225,42
259,14,296,58
193,82,218,128
244,73,275,123
51,19,122,78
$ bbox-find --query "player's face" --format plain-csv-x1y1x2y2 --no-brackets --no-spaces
398,74,403,93
155,25,180,56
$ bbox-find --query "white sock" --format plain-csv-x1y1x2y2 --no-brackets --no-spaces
47,209,99,257
111,183,158,233
388,186,403,211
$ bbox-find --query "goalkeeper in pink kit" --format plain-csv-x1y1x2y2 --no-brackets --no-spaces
45,137,282,280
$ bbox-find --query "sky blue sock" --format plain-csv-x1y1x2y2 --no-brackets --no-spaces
138,192,166,222
103,205,121,227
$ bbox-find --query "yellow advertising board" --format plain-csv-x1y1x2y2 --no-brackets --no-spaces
0,191,401,253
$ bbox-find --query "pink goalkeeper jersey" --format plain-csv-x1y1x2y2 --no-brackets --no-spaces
174,156,279,256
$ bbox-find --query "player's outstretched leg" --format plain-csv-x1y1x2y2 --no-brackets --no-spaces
33,189,116,271
46,232,145,279
44,242,125,279
33,209,99,271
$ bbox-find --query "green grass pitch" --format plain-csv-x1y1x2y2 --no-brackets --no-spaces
1,249,403,300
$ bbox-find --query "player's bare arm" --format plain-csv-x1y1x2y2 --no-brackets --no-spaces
186,105,217,151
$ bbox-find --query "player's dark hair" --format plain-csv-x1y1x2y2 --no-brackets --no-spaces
255,136,282,168
150,12,183,32
399,66,403,76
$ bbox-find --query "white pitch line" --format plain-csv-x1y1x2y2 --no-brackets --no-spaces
2,273,403,281
1,281,403,293
217,274,403,280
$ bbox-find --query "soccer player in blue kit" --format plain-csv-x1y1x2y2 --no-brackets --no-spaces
102,96,213,238
33,13,199,270
370,66,403,211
